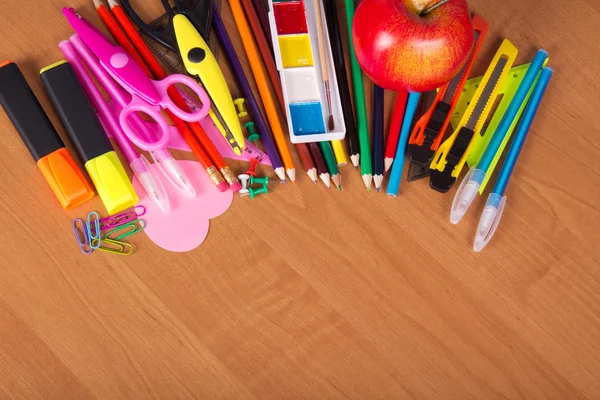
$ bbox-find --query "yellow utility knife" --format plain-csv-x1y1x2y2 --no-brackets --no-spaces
429,39,517,193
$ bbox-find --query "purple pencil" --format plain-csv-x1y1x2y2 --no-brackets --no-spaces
211,0,286,182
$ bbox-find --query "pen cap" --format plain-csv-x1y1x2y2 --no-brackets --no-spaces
40,61,113,163
0,61,94,209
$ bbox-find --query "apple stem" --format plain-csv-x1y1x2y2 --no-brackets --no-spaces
420,0,450,15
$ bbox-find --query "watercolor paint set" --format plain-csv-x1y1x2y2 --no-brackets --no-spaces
268,0,346,143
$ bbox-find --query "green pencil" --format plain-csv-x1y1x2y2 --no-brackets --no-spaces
320,141,342,190
343,0,371,190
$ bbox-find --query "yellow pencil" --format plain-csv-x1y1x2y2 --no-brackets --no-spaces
227,0,296,182
331,140,348,167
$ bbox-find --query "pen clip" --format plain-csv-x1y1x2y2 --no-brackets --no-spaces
473,193,506,252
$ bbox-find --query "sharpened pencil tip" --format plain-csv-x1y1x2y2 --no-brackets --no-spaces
337,186,342,191
376,188,380,192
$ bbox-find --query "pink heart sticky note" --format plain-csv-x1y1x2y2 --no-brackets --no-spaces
132,160,233,252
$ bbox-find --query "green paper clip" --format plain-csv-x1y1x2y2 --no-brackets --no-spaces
90,238,134,255
451,60,549,192
104,219,146,241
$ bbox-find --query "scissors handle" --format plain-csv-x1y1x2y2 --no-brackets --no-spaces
120,99,171,151
154,74,211,122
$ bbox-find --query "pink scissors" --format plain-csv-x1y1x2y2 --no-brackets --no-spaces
62,7,211,151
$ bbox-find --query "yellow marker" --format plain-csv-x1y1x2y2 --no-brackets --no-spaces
173,14,245,151
429,39,518,193
40,62,138,214
279,34,314,68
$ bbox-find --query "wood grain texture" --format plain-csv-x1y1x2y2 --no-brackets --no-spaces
1,0,599,398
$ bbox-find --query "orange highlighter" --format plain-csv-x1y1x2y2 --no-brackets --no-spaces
0,61,94,209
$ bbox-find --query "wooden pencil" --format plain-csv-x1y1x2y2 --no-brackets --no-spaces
384,89,408,173
332,140,348,167
107,0,238,187
320,141,341,190
228,0,296,182
240,0,285,109
309,142,330,188
296,143,318,184
249,0,273,53
324,0,359,169
372,84,385,191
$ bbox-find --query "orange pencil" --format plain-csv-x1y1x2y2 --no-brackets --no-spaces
227,0,296,182
240,0,285,110
107,0,240,189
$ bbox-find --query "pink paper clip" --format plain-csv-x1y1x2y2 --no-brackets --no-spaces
100,205,146,229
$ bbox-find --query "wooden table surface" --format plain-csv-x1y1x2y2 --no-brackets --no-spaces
1,0,599,398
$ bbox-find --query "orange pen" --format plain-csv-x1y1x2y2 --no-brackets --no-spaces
0,61,94,209
227,0,296,182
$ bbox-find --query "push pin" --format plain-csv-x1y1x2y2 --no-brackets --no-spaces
238,174,250,194
234,98,248,118
244,121,260,142
240,186,268,199
245,158,259,177
249,176,269,187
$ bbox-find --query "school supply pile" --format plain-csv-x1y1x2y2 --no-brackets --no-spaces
0,1,554,252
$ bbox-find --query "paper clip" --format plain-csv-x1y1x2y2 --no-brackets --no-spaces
90,238,134,255
87,211,101,249
72,218,93,255
100,205,146,229
104,219,146,241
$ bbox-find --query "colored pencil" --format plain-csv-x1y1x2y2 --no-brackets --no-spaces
372,84,385,191
384,89,408,172
309,142,331,188
343,0,371,190
250,0,272,53
324,0,359,169
240,0,285,110
386,92,421,197
209,0,287,182
331,140,348,167
107,0,239,187
320,141,341,190
296,143,318,184
228,0,296,182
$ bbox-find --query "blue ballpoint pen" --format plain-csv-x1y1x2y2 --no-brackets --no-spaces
473,67,553,252
386,91,421,197
450,49,549,223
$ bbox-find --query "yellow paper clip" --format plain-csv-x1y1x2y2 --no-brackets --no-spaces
90,238,134,255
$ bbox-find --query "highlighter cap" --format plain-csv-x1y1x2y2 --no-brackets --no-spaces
85,151,139,215
40,61,113,163
0,61,94,209
0,61,65,161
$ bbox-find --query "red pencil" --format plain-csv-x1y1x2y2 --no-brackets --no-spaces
240,0,285,110
296,143,317,184
384,89,408,173
107,0,241,189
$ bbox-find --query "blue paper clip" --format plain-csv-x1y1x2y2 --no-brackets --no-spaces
87,211,101,249
72,218,93,255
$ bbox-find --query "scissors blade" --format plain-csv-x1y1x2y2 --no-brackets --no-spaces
63,7,162,105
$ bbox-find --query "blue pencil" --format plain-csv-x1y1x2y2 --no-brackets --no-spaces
386,91,421,197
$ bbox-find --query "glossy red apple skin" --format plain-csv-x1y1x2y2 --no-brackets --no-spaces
352,0,474,92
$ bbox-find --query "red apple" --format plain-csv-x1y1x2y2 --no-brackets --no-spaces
352,0,474,92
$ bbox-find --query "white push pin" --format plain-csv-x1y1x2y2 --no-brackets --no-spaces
238,174,250,195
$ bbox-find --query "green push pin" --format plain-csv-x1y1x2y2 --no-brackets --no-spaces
245,121,260,142
249,176,269,187
241,186,269,199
